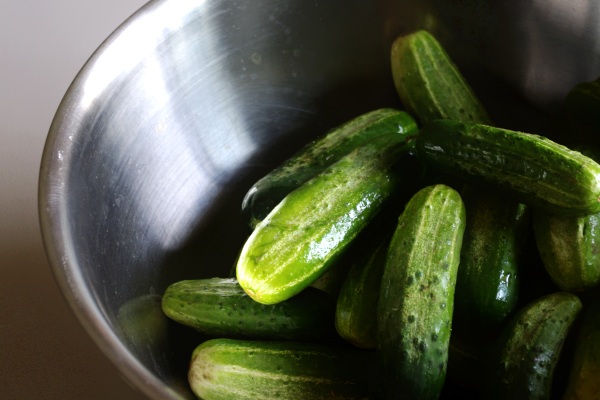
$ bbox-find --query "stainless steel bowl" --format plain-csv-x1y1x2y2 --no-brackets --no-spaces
39,0,600,398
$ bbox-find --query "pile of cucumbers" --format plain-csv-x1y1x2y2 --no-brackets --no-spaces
161,30,600,399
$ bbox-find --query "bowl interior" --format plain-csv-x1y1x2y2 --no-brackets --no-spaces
40,0,600,398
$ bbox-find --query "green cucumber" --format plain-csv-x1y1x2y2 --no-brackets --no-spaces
533,209,600,293
311,194,414,301
390,30,492,125
563,295,600,400
335,234,390,349
453,187,529,336
482,292,582,400
533,145,600,293
188,338,375,400
161,278,336,341
377,184,466,400
416,119,600,216
236,134,414,305
450,186,529,392
242,108,418,227
392,29,528,353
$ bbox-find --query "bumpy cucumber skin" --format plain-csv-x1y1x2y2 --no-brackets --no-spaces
161,278,336,341
390,30,492,125
482,292,582,400
335,235,389,349
392,30,530,368
563,296,600,400
450,189,529,390
533,145,600,293
533,210,600,293
237,134,413,305
242,108,418,227
454,187,529,335
188,338,375,400
377,184,466,400
417,119,600,216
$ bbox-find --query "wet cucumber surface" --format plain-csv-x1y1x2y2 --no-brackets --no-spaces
335,234,390,349
563,294,600,399
237,134,414,305
161,278,336,341
453,188,529,337
377,184,466,400
189,338,375,400
416,119,600,216
392,28,528,347
533,145,600,293
482,292,582,400
159,28,600,400
242,108,418,227
390,29,492,125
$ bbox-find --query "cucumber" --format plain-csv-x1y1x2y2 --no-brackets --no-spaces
453,187,529,337
188,338,375,400
416,119,600,216
335,234,390,349
390,30,492,125
450,187,529,392
242,108,418,227
313,193,414,301
377,184,466,400
236,134,414,305
482,292,582,400
563,295,600,400
161,278,336,341
533,209,600,293
392,28,528,349
533,145,600,293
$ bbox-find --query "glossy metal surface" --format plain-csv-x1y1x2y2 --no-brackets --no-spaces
39,0,600,398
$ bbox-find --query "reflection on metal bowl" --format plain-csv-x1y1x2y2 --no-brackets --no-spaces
39,0,600,398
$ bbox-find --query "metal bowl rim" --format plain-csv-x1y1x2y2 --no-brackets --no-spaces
38,1,181,398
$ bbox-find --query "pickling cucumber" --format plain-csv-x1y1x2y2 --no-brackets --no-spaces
188,338,375,400
392,28,527,345
237,133,415,305
335,234,390,349
481,292,582,400
563,294,600,400
416,119,600,216
161,278,336,341
453,187,529,336
450,187,529,391
241,108,418,227
377,184,466,400
390,29,492,125
533,209,600,293
533,145,600,293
